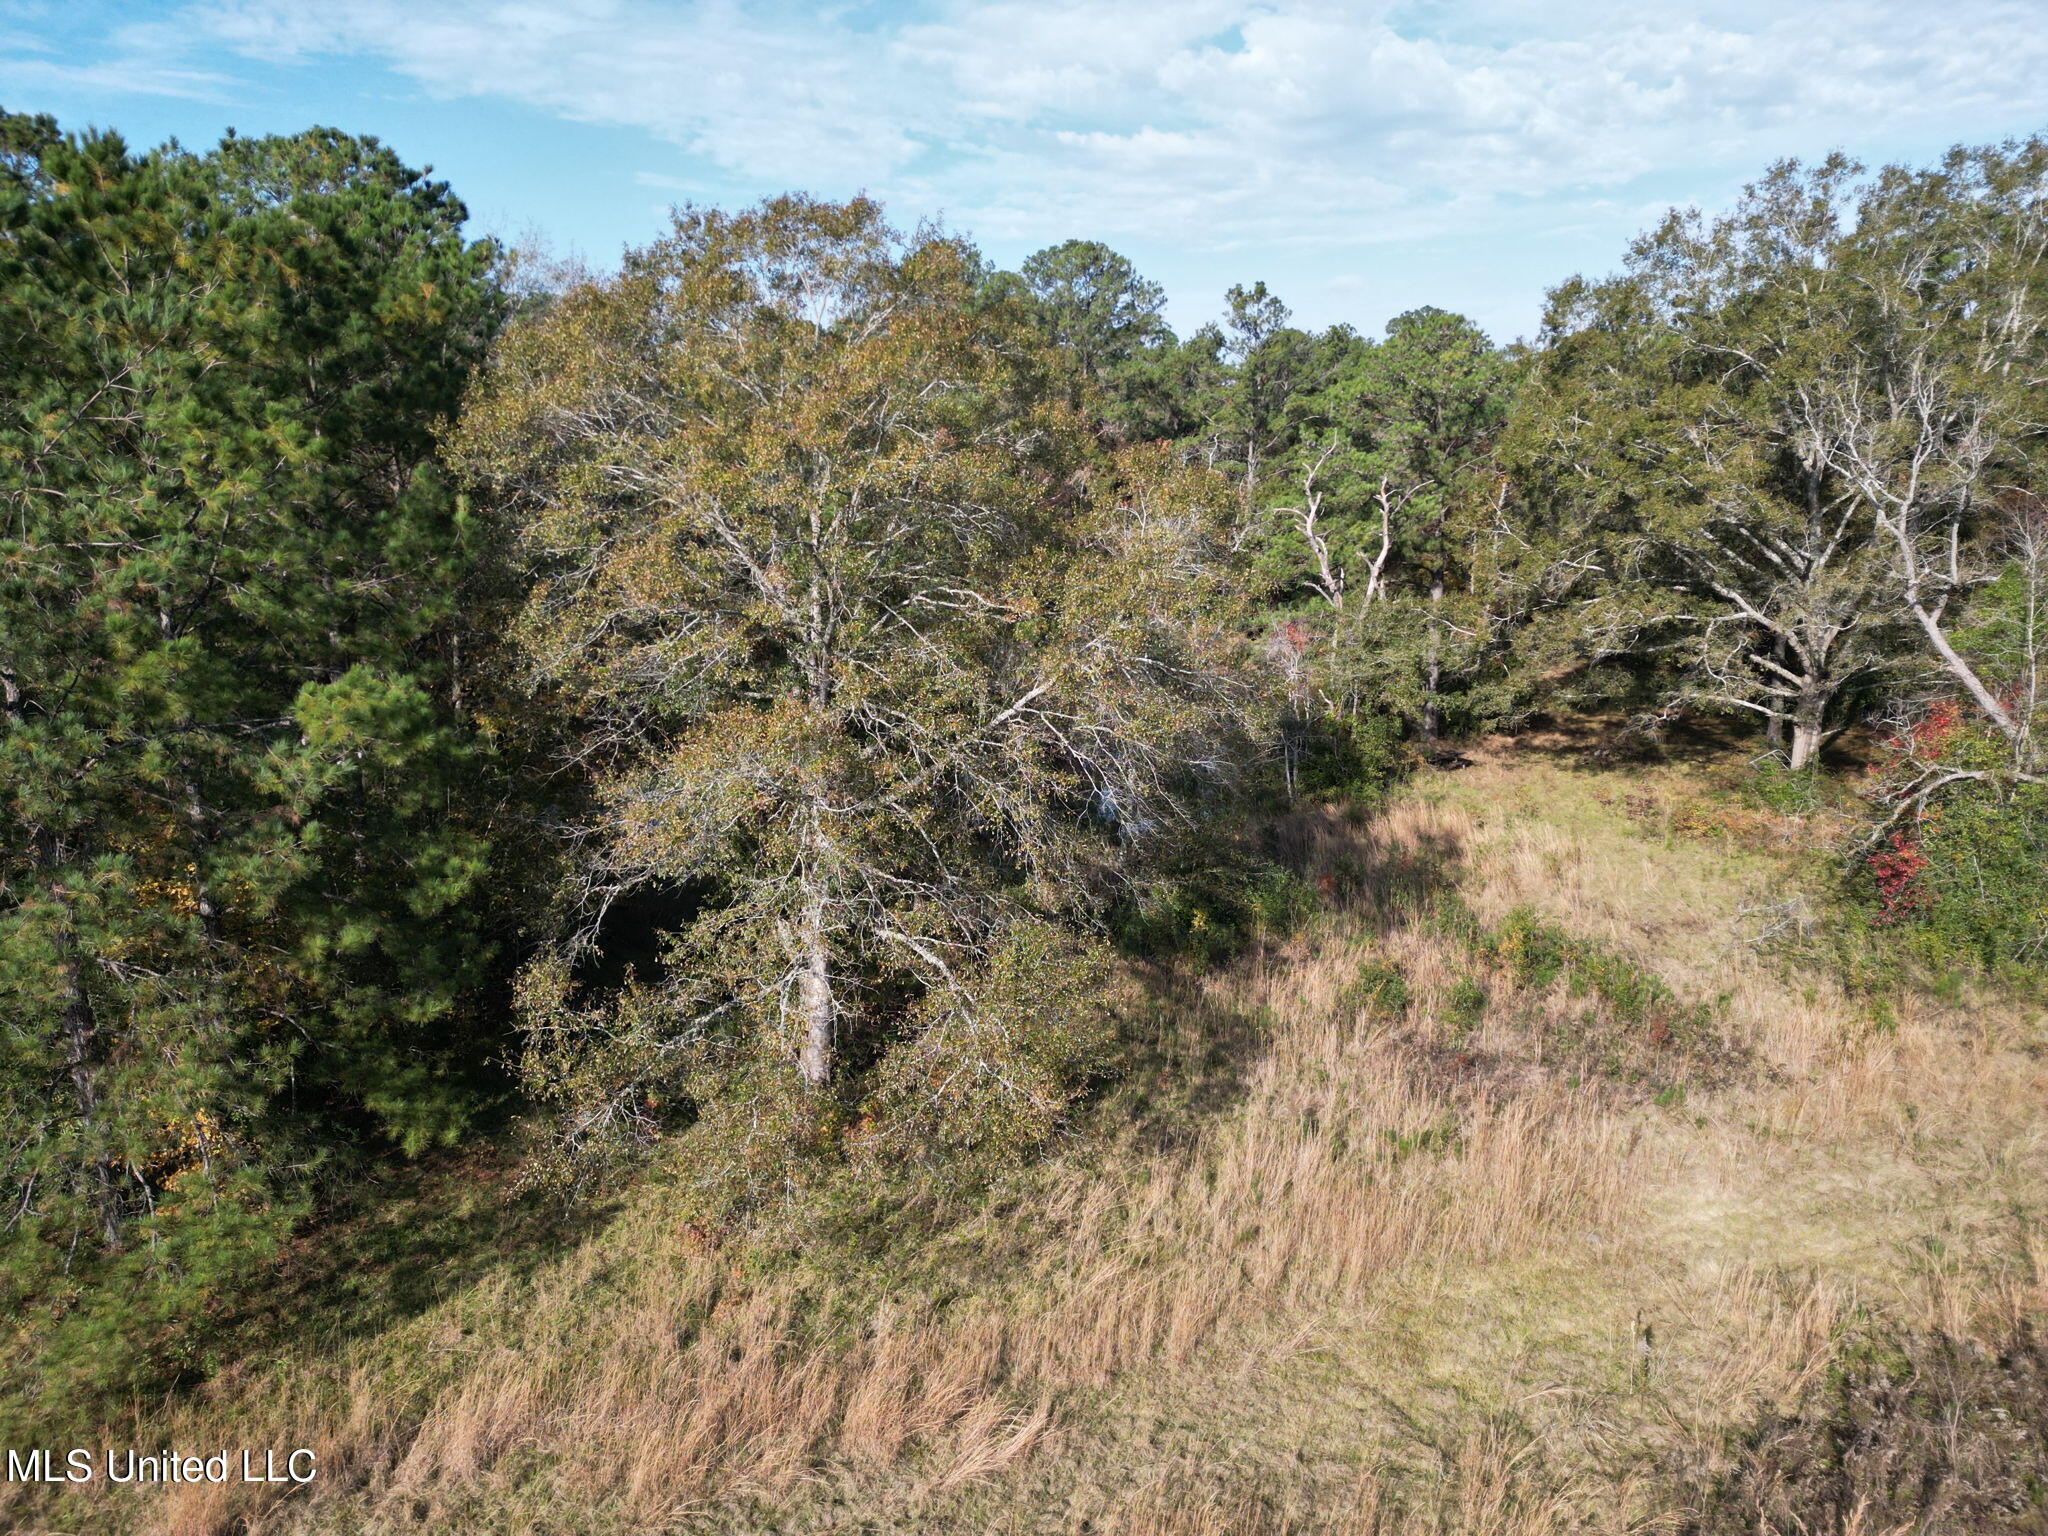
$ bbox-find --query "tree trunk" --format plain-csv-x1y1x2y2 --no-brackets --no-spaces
795,884,835,1090
1764,637,1789,750
1786,678,1831,771
1909,599,2026,753
53,901,123,1251
183,781,223,946
1421,569,1446,743
1281,707,1304,802
1787,720,1821,771
1883,512,2029,758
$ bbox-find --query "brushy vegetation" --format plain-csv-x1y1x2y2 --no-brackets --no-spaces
7,746,2047,1534
1858,768,2048,983
1684,1323,2048,1534
8,96,2048,1536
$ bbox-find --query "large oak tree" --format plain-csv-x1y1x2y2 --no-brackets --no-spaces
454,198,1246,1173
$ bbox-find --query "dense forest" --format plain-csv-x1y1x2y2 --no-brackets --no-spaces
6,105,2048,1534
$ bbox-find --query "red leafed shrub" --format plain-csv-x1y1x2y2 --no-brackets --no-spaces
1867,828,1931,923
1885,699,1964,765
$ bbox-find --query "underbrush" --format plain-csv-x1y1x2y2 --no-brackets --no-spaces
1112,859,1317,966
0,1140,581,1452
1599,745,2048,1024
1684,1323,2048,1534
1434,897,1739,1090
1854,776,2048,986
16,742,2047,1535
8,782,1653,1535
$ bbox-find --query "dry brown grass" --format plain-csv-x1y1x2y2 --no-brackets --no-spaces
17,741,2048,1536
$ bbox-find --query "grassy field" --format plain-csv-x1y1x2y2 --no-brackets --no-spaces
16,734,2048,1535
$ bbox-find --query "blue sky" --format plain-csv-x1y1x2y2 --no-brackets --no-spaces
6,0,2048,343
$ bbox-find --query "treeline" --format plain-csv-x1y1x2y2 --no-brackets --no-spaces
4,107,2047,1411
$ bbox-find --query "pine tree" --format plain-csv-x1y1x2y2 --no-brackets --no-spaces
0,113,502,1404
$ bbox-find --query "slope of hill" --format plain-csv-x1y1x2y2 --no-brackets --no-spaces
16,737,2048,1536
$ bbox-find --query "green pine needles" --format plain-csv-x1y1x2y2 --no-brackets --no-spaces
0,112,508,1410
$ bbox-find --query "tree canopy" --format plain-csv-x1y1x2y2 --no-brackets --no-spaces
0,110,504,1398
9,101,2048,1429
452,196,1248,1185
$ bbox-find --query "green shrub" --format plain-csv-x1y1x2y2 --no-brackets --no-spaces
1875,780,2048,979
1855,706,2048,985
1295,712,1410,804
1571,945,1672,1025
1746,757,1825,815
859,922,1115,1173
1445,976,1490,1030
1492,906,1572,991
1343,958,1411,1017
1247,866,1318,933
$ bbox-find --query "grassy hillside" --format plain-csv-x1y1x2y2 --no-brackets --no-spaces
16,735,2048,1535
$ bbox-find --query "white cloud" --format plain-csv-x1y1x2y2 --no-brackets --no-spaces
0,56,241,103
0,13,245,105
186,0,930,181
170,0,2048,243
24,0,2048,330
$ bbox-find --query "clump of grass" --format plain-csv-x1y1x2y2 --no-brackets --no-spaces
1742,756,1827,816
1422,887,1486,947
1342,958,1411,1017
1106,1415,1577,1535
1444,975,1490,1033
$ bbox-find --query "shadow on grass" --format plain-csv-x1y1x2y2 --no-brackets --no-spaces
1107,966,1274,1157
1105,801,1472,1161
1504,710,1755,770
1267,800,1469,929
1680,1322,2048,1535
1497,710,1873,780
228,1137,611,1365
